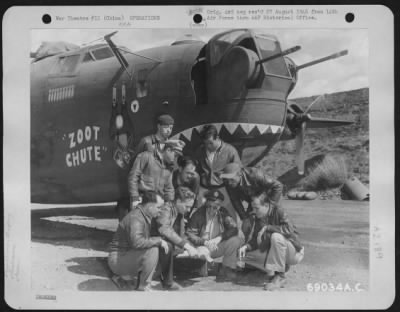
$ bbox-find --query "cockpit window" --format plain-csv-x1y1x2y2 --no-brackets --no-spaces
256,35,290,77
82,52,94,62
91,47,114,60
210,30,247,66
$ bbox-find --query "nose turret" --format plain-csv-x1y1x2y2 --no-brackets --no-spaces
207,45,260,105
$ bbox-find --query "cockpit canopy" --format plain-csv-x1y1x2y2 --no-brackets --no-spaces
82,44,130,62
255,34,291,78
171,34,204,46
204,29,295,105
207,29,291,78
208,30,248,66
48,44,131,75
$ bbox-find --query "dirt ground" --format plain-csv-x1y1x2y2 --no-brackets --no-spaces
31,199,369,292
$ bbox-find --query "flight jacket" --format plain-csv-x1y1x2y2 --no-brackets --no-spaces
195,141,242,188
109,205,162,252
134,134,162,158
128,150,175,202
152,202,188,249
172,170,201,209
226,167,283,219
243,205,303,253
186,205,238,246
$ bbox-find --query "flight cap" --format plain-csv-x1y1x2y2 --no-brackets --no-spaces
164,139,185,155
176,186,196,201
157,114,174,126
204,190,224,201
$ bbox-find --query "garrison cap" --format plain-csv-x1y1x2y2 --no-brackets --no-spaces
164,139,185,155
175,186,196,201
204,190,225,201
157,114,174,126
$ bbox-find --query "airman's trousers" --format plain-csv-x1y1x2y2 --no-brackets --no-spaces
108,247,159,288
210,235,244,269
244,233,304,274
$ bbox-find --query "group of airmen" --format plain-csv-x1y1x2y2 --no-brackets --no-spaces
108,114,304,291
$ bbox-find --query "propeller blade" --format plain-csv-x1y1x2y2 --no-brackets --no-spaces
304,94,326,114
295,122,306,175
305,116,354,128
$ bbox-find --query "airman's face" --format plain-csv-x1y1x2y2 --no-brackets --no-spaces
205,198,222,212
146,196,165,218
203,137,220,153
180,163,197,183
176,198,195,215
163,148,177,165
158,124,173,140
251,197,269,219
223,174,240,188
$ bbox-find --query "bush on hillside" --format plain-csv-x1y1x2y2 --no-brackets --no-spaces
299,154,348,191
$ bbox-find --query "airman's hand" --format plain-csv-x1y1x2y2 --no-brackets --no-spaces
205,238,220,252
183,243,198,258
160,239,169,254
204,240,212,250
257,226,268,246
209,236,222,251
239,245,248,258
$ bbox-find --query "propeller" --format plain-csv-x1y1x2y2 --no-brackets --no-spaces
290,94,353,175
295,121,306,175
285,49,351,175
293,95,324,175
304,94,326,114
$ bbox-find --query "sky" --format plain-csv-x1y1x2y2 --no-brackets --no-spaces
31,28,368,98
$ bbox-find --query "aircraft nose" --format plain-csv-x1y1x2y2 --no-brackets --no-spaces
209,46,261,104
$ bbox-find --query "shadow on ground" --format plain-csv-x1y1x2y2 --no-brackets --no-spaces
78,278,118,291
71,255,213,291
66,256,111,278
71,257,117,291
233,269,267,287
31,205,116,252
32,205,117,219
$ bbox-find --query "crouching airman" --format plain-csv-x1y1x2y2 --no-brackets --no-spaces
108,191,169,291
152,187,199,290
220,162,283,220
238,194,304,291
186,190,244,282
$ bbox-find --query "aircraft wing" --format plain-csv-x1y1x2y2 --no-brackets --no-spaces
305,116,354,128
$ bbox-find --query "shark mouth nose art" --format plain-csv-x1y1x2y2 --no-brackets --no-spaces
171,123,284,141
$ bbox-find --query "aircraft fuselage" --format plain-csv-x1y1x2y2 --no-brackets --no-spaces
31,30,298,204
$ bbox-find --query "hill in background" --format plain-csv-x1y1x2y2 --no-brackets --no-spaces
258,87,369,198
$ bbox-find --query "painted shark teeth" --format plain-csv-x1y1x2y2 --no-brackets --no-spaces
224,123,240,135
171,123,283,141
255,124,269,134
240,123,253,135
180,128,193,141
214,123,223,133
